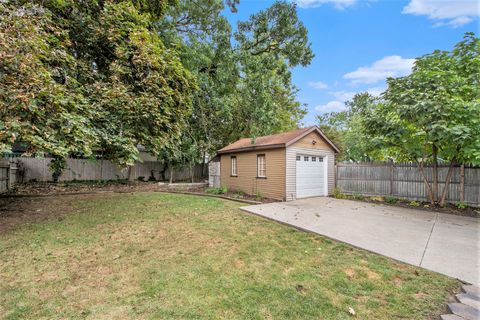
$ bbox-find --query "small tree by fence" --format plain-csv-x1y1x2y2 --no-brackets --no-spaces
336,162,480,207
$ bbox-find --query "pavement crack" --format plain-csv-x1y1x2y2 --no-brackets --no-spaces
420,213,438,267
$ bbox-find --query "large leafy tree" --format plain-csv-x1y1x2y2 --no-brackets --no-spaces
157,0,312,169
317,93,395,161
1,0,314,179
155,0,239,171
232,0,312,139
0,0,195,174
362,33,480,205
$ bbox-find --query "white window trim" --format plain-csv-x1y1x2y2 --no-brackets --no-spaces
231,156,237,176
257,154,266,178
323,155,328,196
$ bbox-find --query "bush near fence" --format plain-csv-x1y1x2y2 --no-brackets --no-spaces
336,162,480,207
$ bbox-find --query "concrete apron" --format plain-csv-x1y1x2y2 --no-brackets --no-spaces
240,197,479,285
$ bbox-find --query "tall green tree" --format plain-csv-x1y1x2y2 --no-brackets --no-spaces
362,33,480,205
0,0,195,175
158,0,313,167
232,0,312,139
317,93,393,161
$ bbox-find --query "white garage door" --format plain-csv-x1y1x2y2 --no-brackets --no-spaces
296,154,326,198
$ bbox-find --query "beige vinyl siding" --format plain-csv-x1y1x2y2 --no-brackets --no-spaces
291,132,332,150
220,148,286,200
286,132,336,201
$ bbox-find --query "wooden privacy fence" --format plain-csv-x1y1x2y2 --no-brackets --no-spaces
0,160,18,193
336,162,480,207
9,157,206,184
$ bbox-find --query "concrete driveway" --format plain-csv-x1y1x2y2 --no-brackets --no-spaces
241,197,480,285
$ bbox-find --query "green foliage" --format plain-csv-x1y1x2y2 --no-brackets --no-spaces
352,192,365,201
385,196,398,204
318,33,480,167
206,186,228,194
158,0,313,159
2,0,314,177
230,191,246,199
318,33,479,206
0,0,194,169
409,201,420,207
332,187,345,199
235,0,314,67
382,32,480,165
49,157,67,182
254,190,263,201
456,201,468,209
367,33,479,205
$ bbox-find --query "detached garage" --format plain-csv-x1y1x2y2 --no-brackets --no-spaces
216,126,339,201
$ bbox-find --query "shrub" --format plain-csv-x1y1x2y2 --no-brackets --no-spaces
352,192,365,201
231,191,245,199
137,176,145,181
255,190,263,201
206,186,228,195
385,196,398,204
457,201,468,209
332,187,345,199
409,201,420,207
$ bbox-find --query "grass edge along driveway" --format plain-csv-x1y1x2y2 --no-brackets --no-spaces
0,192,460,319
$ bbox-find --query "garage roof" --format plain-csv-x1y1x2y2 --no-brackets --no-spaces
218,126,340,154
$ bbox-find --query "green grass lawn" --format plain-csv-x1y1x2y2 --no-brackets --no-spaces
0,192,459,319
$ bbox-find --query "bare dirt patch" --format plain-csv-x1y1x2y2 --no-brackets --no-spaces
0,195,90,233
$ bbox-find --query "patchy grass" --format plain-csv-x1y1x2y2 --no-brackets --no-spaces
0,193,459,319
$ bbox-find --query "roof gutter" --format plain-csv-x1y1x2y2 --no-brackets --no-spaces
217,143,286,154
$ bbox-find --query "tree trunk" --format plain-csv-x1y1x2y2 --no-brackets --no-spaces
418,161,435,204
460,164,465,202
202,152,206,178
160,164,168,181
169,166,174,184
439,161,456,207
432,145,438,203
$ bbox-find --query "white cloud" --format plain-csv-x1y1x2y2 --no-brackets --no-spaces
366,86,385,97
308,81,329,90
315,100,347,113
402,0,478,28
330,90,356,102
296,0,357,10
330,86,385,102
344,56,415,85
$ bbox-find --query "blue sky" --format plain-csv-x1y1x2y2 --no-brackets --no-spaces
225,0,479,125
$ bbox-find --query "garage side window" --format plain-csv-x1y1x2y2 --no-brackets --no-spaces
231,156,237,176
257,154,266,178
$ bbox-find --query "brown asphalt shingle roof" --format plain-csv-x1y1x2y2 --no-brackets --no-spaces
218,126,318,154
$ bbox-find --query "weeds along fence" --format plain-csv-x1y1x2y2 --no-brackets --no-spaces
4,157,206,186
336,162,480,207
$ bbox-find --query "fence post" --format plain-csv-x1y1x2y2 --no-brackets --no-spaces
389,160,394,196
335,164,338,189
460,164,465,202
8,162,17,189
